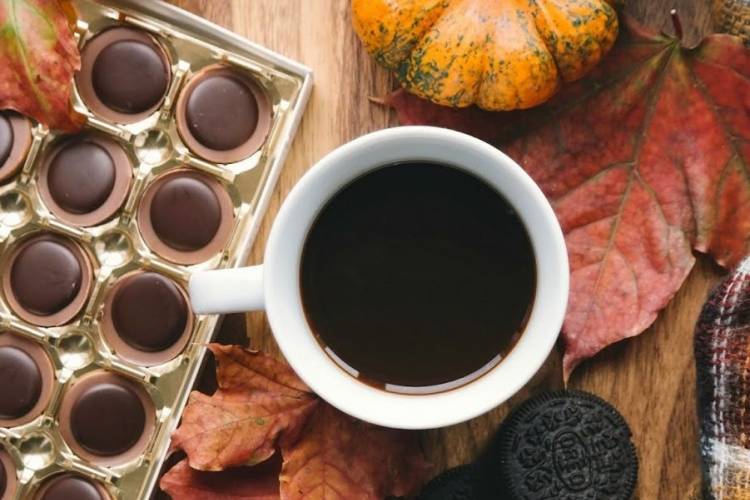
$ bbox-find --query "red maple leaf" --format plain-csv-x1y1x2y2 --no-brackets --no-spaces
378,15,750,378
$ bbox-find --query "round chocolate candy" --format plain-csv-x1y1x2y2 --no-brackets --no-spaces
0,447,15,500
70,381,146,456
0,112,32,184
0,346,42,420
3,235,92,327
102,272,193,366
39,135,133,226
112,272,188,352
176,65,271,163
47,140,115,214
77,28,170,124
185,73,258,151
138,170,234,265
92,40,169,114
10,239,82,316
0,454,6,498
0,114,13,166
150,175,221,252
59,372,154,466
38,475,106,500
0,334,54,427
490,390,638,500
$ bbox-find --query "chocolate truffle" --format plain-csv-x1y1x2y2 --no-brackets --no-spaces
10,239,82,316
138,170,234,265
149,175,221,252
59,371,155,465
102,272,194,366
3,235,92,327
39,135,133,227
186,74,258,151
38,475,105,500
112,273,188,352
0,346,42,420
92,40,168,114
47,140,115,214
0,114,13,166
0,448,15,500
70,382,146,456
0,334,54,427
0,112,33,184
176,66,272,163
77,28,171,124
0,454,6,497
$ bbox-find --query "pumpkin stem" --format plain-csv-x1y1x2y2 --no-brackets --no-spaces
368,95,388,106
670,9,684,40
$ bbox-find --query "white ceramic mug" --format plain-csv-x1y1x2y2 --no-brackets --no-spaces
189,126,569,430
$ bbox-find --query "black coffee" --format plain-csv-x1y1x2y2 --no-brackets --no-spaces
300,163,536,393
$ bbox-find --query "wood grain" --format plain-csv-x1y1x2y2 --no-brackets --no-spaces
166,1,726,498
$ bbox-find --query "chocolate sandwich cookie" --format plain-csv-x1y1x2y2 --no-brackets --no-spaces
417,464,496,500
490,390,638,500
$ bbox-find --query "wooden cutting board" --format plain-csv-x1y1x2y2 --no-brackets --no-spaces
167,1,731,498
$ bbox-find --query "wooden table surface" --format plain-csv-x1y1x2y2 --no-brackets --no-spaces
168,1,726,498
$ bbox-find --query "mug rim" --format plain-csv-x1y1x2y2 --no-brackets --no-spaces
264,126,568,429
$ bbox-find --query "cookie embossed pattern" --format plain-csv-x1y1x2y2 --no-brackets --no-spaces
0,1,311,499
492,391,638,499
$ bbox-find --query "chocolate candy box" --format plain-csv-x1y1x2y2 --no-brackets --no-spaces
0,0,312,498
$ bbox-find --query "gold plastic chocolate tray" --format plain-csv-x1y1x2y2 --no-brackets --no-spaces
0,0,312,498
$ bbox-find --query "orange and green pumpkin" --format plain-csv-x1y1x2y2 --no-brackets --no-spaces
352,0,619,110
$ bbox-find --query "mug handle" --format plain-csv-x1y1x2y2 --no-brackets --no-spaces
189,266,265,314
